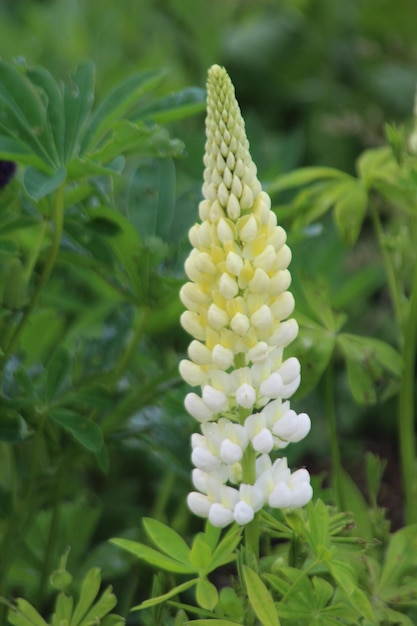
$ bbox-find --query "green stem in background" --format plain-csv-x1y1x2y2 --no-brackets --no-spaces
399,257,417,525
370,196,417,524
369,198,403,337
324,357,345,511
112,307,148,383
2,182,66,361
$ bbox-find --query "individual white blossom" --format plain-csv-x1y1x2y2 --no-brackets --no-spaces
180,64,312,527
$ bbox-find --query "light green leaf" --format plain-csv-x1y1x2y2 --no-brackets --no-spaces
333,180,368,246
266,166,346,196
143,517,191,564
81,68,165,152
76,585,117,624
304,500,330,557
196,578,218,611
379,524,417,592
49,409,104,453
327,560,356,596
190,533,213,571
69,567,101,626
8,598,49,626
338,470,373,540
132,578,198,611
243,566,280,626
209,524,242,571
51,592,73,625
356,146,392,189
23,166,66,201
110,538,197,574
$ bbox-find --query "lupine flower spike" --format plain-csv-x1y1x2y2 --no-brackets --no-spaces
180,65,312,528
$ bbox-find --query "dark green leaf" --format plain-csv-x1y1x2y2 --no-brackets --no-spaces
63,62,95,162
45,346,72,402
0,408,30,442
0,136,49,170
138,87,206,123
49,408,104,453
81,69,165,153
28,66,65,163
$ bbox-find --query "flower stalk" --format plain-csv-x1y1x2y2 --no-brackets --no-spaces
179,65,312,532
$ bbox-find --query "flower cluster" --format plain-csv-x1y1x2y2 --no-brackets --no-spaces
179,65,312,528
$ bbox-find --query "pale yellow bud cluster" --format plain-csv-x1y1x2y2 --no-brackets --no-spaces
180,65,312,526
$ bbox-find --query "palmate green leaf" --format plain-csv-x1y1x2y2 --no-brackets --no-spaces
337,333,403,405
23,166,66,201
356,146,393,190
27,66,65,163
110,538,197,574
81,68,165,153
304,500,330,557
243,566,281,626
67,155,125,180
143,517,192,564
333,179,368,246
338,470,373,540
51,592,74,625
190,533,213,571
299,277,347,332
75,585,117,624
209,524,242,571
0,60,54,167
48,408,104,453
63,62,95,163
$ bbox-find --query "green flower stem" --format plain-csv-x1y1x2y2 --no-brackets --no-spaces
324,357,345,511
240,412,260,560
369,198,403,334
370,196,417,524
399,256,417,524
3,182,66,361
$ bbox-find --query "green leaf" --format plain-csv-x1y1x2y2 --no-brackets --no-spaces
219,586,244,622
8,598,49,626
243,566,280,626
48,409,104,453
337,470,373,540
300,277,346,332
0,409,30,442
28,66,65,163
69,567,101,626
190,533,213,572
81,68,165,152
46,346,72,402
209,524,242,571
304,500,330,557
132,578,198,611
186,621,241,626
337,333,403,404
51,592,74,625
333,180,368,246
356,146,392,189
129,157,176,241
77,585,117,624
327,560,356,596
110,538,197,574
196,577,218,611
0,135,49,170
63,62,95,162
138,87,206,123
143,517,191,564
23,166,66,201
379,524,417,592
266,166,345,196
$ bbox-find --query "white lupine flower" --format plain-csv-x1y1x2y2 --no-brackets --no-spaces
179,65,313,527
